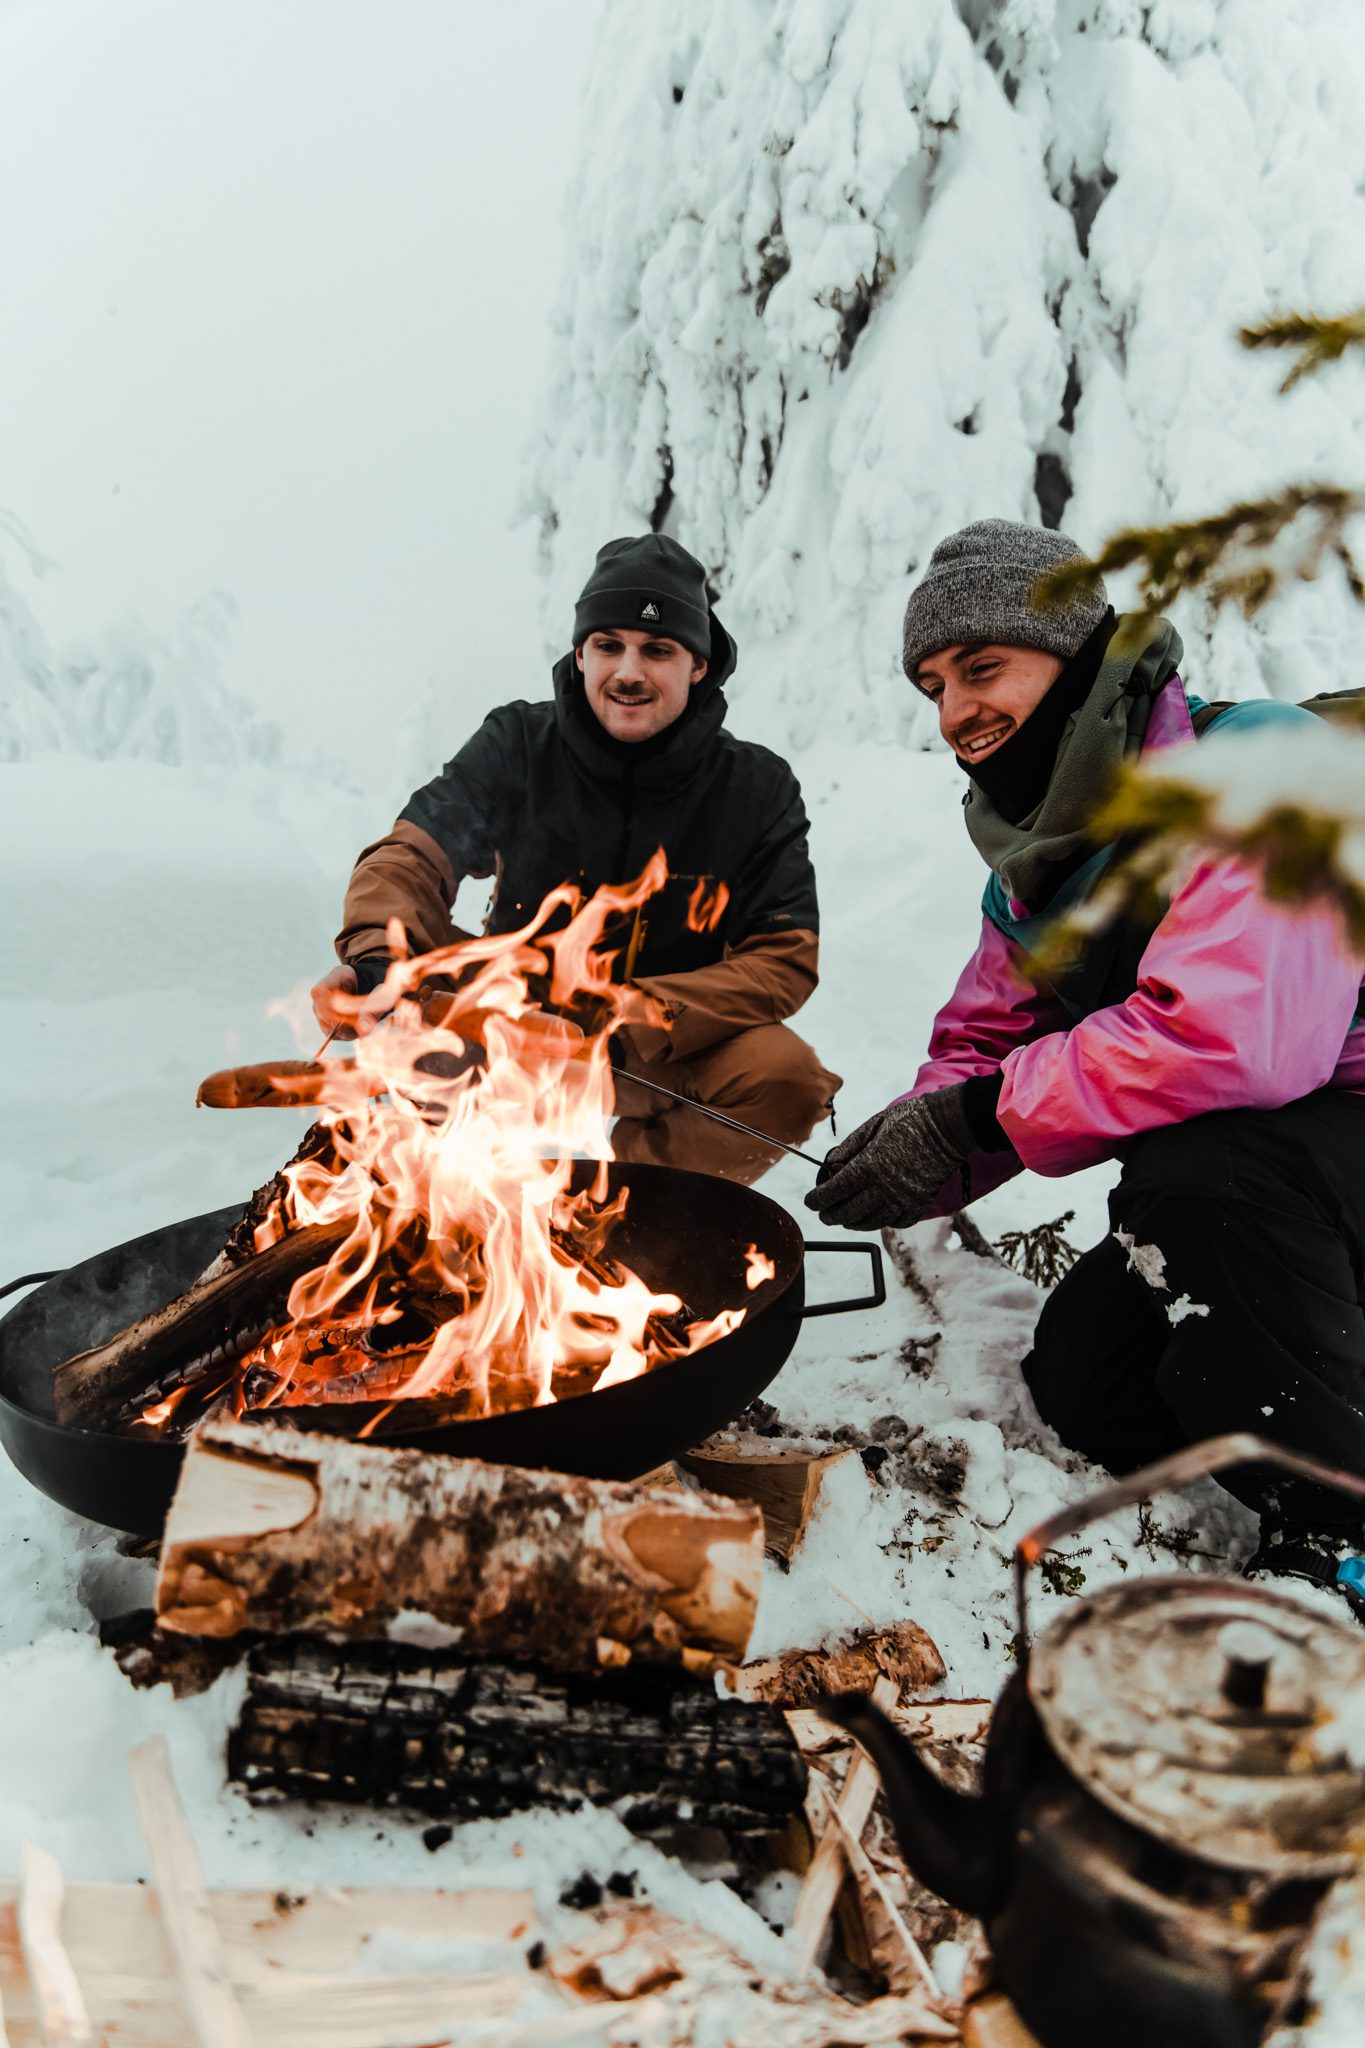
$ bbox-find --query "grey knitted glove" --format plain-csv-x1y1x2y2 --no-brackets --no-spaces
803,1085,976,1231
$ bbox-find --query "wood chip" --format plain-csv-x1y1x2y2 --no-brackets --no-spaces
17,1843,92,2046
732,1621,947,1706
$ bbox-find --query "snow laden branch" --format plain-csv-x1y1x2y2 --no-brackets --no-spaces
1033,484,1364,627
1034,722,1365,985
1031,300,1365,628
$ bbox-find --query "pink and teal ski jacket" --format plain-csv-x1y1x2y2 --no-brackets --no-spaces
905,677,1365,1214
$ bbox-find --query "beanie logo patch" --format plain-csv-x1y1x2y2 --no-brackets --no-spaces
640,601,660,621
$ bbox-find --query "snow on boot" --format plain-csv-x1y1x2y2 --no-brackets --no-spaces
1245,1520,1365,1624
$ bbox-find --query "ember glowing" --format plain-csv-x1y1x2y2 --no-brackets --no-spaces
138,856,749,1438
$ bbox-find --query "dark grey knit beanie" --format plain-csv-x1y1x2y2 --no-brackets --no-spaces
573,534,713,661
901,519,1109,676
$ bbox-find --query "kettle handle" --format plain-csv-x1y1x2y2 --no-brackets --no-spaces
1014,1433,1365,1651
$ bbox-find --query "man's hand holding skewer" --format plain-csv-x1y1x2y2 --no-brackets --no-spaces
310,961,399,1041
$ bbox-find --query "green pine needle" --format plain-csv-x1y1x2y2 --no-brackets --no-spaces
1240,308,1365,392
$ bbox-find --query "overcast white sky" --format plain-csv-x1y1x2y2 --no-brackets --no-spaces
0,0,603,776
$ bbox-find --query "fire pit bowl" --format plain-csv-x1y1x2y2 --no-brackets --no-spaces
0,1162,883,1535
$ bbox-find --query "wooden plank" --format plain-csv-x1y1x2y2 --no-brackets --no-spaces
16,1846,91,2047
127,1739,250,2048
0,1884,535,1986
0,1883,542,2048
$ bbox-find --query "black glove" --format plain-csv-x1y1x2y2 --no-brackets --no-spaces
803,1084,977,1230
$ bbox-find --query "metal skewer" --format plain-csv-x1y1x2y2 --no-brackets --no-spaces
614,1067,825,1170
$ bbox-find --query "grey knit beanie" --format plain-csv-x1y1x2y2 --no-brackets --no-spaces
901,519,1109,677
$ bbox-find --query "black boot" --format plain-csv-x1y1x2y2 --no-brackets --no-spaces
1245,1520,1365,1624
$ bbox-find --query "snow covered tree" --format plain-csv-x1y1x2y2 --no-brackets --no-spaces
528,0,1365,756
0,516,281,768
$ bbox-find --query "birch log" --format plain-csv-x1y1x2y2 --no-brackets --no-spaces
156,1416,763,1670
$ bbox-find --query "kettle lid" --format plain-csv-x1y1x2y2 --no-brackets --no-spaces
1028,1575,1365,1876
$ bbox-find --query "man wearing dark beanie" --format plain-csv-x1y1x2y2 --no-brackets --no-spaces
312,532,839,1182
807,517,1365,1609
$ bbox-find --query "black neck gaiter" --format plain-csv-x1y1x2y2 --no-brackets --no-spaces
960,609,1118,826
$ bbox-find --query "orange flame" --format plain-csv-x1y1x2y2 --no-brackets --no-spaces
743,1243,777,1292
685,877,730,934
154,855,750,1434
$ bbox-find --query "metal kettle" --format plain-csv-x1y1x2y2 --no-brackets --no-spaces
826,1436,1365,2048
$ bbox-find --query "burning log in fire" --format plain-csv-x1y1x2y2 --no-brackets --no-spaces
55,856,753,1439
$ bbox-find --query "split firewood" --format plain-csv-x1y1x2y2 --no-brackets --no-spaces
156,1415,764,1670
194,1121,342,1284
678,1441,859,1562
51,1218,354,1429
789,1699,990,1981
786,1672,902,1977
784,1696,992,1756
729,1621,946,1706
809,1777,940,2001
227,1637,807,1836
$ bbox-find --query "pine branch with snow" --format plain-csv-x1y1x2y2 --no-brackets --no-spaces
1033,481,1365,626
1029,721,1365,986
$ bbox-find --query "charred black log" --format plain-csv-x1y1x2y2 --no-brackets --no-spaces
206,1122,343,1275
228,1637,807,1837
53,1218,355,1429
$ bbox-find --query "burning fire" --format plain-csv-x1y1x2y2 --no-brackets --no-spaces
743,1244,777,1292
141,854,753,1438
685,877,730,934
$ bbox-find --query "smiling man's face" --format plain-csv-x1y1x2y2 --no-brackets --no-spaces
576,627,708,743
913,642,1064,764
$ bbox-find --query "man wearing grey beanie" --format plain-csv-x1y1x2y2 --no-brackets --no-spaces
807,517,1365,1604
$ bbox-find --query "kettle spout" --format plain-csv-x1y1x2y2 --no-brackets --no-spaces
820,1692,999,1918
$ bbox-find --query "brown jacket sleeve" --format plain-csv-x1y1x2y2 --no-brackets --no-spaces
335,819,462,964
627,928,819,1064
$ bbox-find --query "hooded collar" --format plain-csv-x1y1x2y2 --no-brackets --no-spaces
551,609,738,791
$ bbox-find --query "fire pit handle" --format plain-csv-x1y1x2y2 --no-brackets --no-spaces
799,1241,886,1319
0,1271,60,1305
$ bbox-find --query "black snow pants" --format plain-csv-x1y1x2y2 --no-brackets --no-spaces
1021,1090,1365,1526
